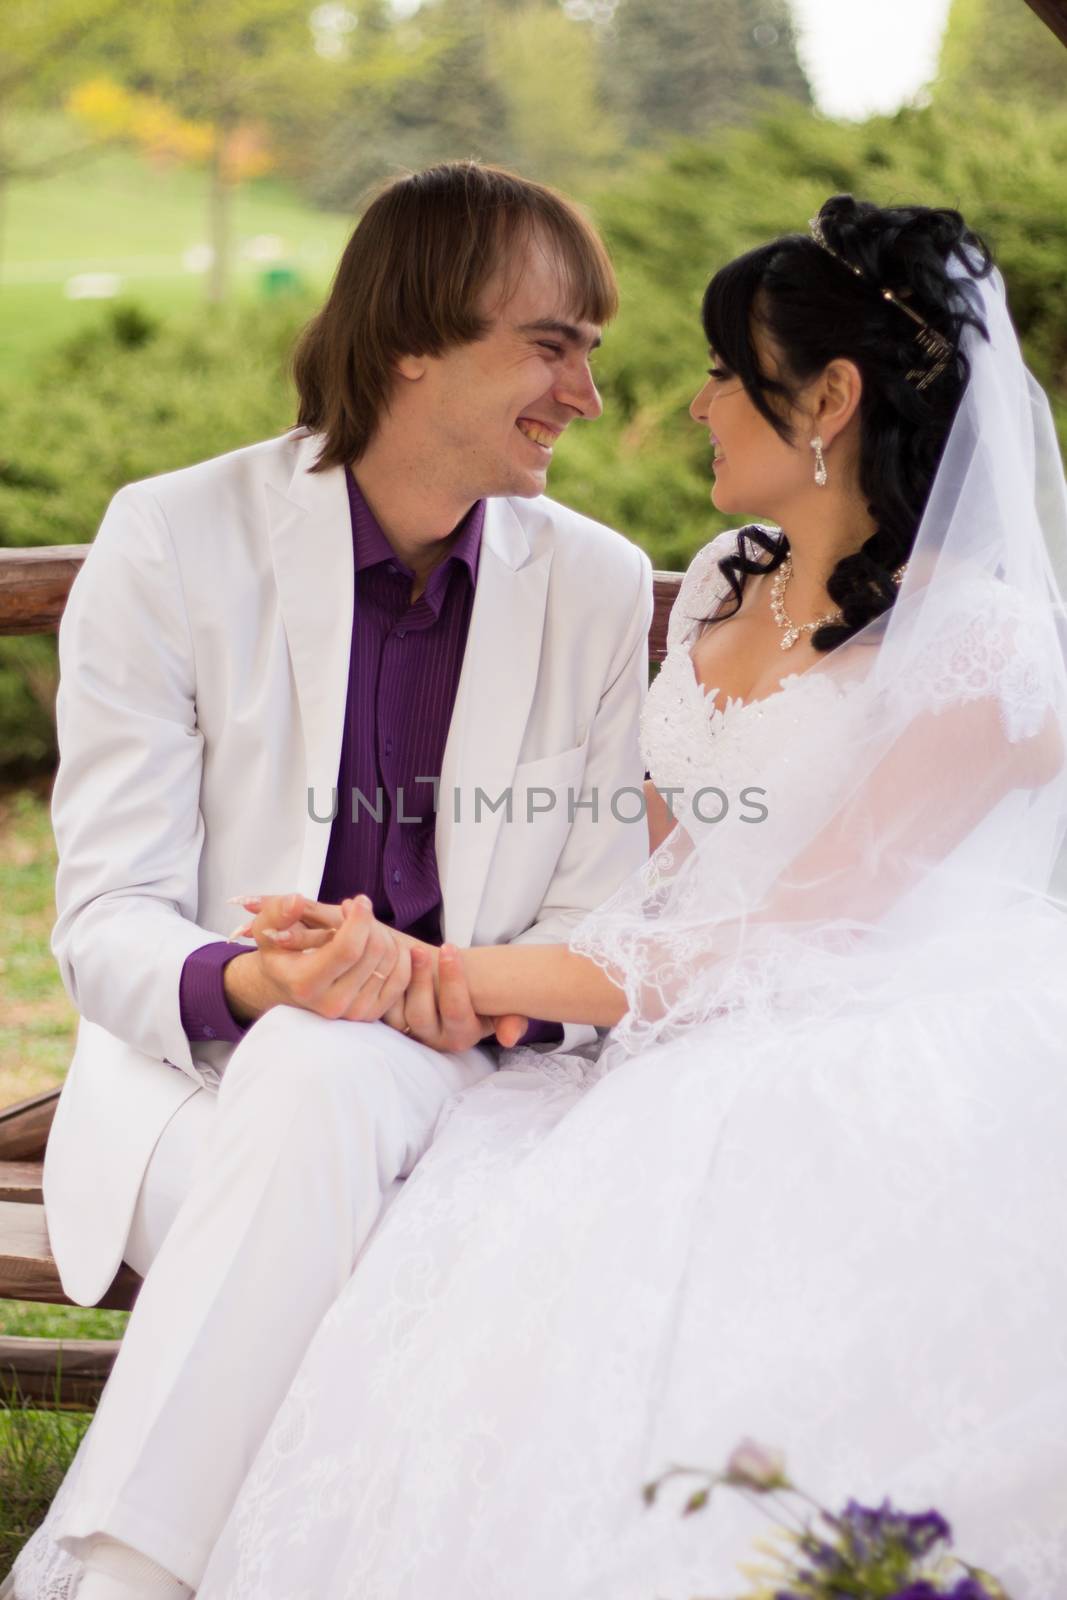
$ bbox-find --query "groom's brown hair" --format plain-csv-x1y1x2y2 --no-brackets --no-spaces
293,160,618,471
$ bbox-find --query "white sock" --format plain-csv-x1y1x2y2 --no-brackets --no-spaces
77,1536,192,1600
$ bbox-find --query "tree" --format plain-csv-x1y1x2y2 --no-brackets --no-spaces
292,0,515,211
0,0,125,283
484,1,622,190
67,0,402,301
601,0,811,149
89,0,318,304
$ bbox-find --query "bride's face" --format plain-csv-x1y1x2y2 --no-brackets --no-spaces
689,334,814,520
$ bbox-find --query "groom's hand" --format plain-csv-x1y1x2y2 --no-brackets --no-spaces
224,894,411,1024
387,943,528,1053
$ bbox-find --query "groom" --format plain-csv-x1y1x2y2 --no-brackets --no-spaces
41,161,652,1598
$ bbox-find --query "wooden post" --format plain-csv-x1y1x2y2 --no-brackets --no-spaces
1022,0,1067,48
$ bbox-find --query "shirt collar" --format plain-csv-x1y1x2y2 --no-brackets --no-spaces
347,469,483,589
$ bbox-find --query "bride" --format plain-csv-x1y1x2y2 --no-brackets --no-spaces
18,194,1067,1598
195,195,1067,1598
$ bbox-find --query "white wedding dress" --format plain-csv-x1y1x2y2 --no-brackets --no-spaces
182,529,1067,1600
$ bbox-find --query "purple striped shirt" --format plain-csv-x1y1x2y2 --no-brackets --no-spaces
179,473,561,1047
318,470,481,934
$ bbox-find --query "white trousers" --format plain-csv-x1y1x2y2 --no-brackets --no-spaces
54,1004,494,1588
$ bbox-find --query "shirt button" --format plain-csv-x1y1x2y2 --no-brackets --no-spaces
203,1025,217,1040
396,629,407,639
392,868,402,885
384,738,394,756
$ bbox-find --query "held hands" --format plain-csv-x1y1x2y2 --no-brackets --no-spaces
229,893,411,1024
229,894,528,1050
398,943,528,1052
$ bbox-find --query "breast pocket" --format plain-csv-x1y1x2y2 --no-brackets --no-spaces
507,736,591,833
475,736,592,939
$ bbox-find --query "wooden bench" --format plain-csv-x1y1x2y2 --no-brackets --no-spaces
0,1089,142,1410
0,542,683,1407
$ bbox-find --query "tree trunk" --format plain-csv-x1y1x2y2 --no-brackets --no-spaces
0,165,7,291
0,110,7,290
207,118,233,305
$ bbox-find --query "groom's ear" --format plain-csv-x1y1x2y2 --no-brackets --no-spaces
395,352,429,382
814,358,863,445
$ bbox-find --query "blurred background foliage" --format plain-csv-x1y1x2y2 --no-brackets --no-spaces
1,0,1065,774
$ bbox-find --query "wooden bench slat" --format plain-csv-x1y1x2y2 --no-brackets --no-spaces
0,544,87,634
0,1161,43,1204
0,1087,60,1162
0,1200,65,1303
0,553,686,650
0,1334,120,1409
0,1201,140,1311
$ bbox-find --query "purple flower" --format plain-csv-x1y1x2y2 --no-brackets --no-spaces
888,1583,996,1600
837,1498,952,1562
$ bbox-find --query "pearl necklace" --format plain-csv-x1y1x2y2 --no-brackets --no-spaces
769,553,909,650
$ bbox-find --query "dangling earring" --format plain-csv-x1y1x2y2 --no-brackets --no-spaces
810,435,828,488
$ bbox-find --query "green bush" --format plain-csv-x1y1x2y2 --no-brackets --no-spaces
548,96,1067,571
3,96,1066,772
0,295,312,553
0,294,314,771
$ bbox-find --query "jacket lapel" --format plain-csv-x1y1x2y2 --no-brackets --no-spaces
265,431,354,897
437,498,552,948
266,449,551,934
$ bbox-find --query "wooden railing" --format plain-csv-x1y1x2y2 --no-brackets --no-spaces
0,544,684,659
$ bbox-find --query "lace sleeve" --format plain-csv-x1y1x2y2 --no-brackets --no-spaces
665,529,748,653
574,575,1065,1056
888,574,1057,744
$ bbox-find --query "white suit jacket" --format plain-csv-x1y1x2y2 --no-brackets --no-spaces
43,428,653,1305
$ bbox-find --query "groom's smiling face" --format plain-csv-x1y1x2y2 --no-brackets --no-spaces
406,230,605,501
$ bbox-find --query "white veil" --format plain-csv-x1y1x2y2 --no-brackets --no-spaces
572,259,1067,1056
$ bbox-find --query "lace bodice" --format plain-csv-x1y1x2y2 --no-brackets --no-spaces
640,530,865,828
640,529,1052,818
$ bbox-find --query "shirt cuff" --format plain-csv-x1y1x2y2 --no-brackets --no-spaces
179,941,253,1044
514,1017,564,1048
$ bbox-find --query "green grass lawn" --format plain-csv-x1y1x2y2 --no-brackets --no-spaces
0,141,352,375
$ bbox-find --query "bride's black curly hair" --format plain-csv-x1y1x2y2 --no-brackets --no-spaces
700,194,994,649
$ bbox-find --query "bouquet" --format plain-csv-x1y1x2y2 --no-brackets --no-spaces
644,1440,1012,1600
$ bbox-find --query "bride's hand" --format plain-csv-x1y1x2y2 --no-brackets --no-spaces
386,944,529,1053
228,893,344,950
229,894,528,1044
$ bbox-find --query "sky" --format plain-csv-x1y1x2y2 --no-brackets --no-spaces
790,0,956,120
